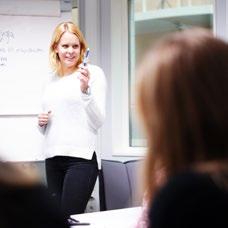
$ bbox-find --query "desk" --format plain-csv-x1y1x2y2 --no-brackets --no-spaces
71,207,142,228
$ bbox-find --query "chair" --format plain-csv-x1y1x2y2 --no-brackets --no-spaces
125,159,144,207
99,159,144,211
99,159,131,210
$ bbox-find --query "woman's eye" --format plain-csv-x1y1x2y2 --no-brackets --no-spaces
73,45,79,49
62,45,68,48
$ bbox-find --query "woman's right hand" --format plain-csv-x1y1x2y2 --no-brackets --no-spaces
38,111,51,127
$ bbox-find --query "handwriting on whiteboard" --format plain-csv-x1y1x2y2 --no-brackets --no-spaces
0,30,14,44
0,30,44,68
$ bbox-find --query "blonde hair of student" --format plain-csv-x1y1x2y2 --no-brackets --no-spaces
49,21,87,76
137,28,228,200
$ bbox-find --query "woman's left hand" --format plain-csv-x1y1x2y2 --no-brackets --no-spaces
77,64,90,93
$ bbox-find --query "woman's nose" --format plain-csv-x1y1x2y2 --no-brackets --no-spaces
67,46,73,53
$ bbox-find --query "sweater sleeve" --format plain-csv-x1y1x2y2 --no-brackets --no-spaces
81,65,107,132
37,73,53,135
37,124,46,135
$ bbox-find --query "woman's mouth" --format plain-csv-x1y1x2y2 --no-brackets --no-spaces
65,57,75,61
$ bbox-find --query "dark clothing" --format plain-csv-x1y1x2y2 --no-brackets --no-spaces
45,152,98,216
0,184,68,228
149,171,228,228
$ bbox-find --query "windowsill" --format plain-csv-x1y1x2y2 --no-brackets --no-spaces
112,147,147,157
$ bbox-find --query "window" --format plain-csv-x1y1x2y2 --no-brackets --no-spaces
110,0,227,156
129,0,214,147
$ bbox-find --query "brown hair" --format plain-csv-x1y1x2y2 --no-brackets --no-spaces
49,21,87,76
137,28,228,200
0,161,39,186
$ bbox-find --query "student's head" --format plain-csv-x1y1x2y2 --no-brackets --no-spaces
49,21,87,76
0,161,40,186
137,28,228,198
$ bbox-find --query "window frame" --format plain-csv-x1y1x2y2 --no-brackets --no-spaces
111,0,146,156
111,0,227,157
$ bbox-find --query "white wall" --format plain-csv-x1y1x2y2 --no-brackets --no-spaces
0,1,71,161
81,0,228,161
1,0,228,161
79,0,141,161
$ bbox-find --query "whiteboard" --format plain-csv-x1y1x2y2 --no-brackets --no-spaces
0,116,45,161
0,13,70,114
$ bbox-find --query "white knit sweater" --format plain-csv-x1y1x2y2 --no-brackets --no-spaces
39,64,106,166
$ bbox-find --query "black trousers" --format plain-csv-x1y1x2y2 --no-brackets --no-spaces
45,153,98,216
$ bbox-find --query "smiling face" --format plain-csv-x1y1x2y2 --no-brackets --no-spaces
55,31,81,75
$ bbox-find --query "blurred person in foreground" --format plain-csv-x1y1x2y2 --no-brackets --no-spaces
136,28,228,228
0,161,68,227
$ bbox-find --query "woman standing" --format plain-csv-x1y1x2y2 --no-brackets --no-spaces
38,21,106,217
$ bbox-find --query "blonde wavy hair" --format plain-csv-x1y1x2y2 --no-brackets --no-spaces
49,21,87,76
